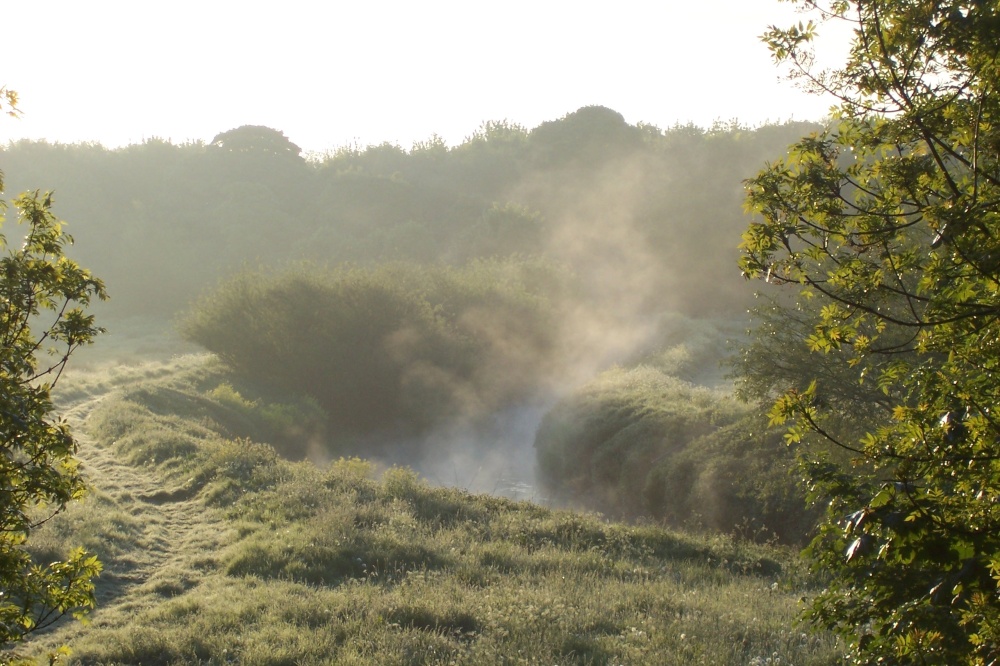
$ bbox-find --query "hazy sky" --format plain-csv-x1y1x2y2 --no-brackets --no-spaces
3,0,851,154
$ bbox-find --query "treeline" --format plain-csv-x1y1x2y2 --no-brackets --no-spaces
0,108,817,319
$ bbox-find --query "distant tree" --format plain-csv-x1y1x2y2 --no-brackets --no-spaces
740,1,1000,662
456,202,544,260
528,105,643,165
210,125,303,160
464,119,529,146
411,134,448,156
0,160,106,652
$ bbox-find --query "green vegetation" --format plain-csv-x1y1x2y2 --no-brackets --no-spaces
180,259,564,449
0,112,817,320
17,0,1000,656
21,356,843,665
0,83,882,662
0,103,834,561
536,365,746,517
0,164,105,652
535,334,819,544
739,1,1000,662
6,0,998,659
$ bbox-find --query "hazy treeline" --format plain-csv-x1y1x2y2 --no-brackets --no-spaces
0,107,817,319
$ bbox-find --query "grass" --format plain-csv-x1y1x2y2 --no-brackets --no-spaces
19,355,844,665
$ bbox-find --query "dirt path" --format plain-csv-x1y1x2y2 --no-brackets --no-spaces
24,384,232,655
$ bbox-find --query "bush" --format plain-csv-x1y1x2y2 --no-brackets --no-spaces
644,413,819,544
536,364,818,543
535,364,746,517
180,259,563,449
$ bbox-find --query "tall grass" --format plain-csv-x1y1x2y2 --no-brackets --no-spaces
535,364,746,515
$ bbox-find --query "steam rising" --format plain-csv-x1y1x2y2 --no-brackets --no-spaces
357,148,747,499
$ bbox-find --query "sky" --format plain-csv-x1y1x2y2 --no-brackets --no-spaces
2,0,852,155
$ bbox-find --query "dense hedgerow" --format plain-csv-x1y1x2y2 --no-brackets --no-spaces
643,412,821,544
535,364,745,514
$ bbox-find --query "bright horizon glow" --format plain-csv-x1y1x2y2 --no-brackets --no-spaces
3,0,853,154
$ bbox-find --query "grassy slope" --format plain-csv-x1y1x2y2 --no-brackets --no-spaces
21,355,843,666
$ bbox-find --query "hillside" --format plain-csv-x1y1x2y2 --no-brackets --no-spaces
19,354,842,665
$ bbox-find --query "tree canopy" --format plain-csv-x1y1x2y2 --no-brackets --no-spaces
740,1,1000,663
210,125,303,159
0,173,105,654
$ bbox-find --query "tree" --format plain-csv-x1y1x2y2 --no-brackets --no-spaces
209,125,303,159
739,1,1000,663
528,106,642,166
0,159,106,652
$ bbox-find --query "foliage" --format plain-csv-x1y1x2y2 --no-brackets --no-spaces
536,364,745,517
0,112,816,319
0,172,106,653
535,352,818,543
180,259,563,448
644,412,821,544
732,296,898,453
209,125,303,159
740,1,1000,662
0,87,18,118
527,105,643,167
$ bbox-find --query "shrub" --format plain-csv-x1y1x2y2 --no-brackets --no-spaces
644,413,819,544
180,260,563,449
535,364,745,517
536,363,819,543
